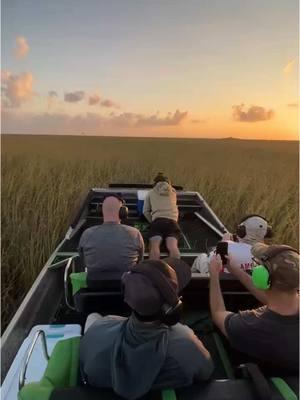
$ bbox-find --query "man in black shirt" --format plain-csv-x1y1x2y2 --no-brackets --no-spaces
209,244,299,373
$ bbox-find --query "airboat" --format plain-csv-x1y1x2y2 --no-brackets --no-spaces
1,184,298,400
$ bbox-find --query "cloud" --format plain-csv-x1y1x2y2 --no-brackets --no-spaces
283,60,295,74
2,71,34,107
48,90,58,98
108,110,187,127
47,91,59,109
137,110,188,126
100,98,119,108
190,119,206,124
232,104,274,122
15,36,30,59
89,94,101,105
64,91,85,103
287,102,298,108
2,109,189,135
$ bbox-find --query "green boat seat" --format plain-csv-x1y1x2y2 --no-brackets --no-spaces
18,331,299,400
18,336,80,400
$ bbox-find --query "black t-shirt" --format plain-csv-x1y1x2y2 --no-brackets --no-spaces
224,306,299,373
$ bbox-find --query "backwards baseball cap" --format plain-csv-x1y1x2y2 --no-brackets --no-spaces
252,243,299,290
122,258,191,316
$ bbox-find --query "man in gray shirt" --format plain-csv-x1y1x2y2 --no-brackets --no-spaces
80,258,213,399
209,244,299,373
79,195,144,279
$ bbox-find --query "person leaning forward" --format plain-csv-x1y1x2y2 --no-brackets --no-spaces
143,173,181,259
78,194,144,279
209,244,299,373
80,258,213,400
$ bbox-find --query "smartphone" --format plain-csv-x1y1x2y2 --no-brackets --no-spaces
216,241,228,265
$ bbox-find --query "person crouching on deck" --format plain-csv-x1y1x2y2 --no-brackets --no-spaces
143,173,181,259
80,258,213,400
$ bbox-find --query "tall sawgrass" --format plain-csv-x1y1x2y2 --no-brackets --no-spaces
1,135,298,330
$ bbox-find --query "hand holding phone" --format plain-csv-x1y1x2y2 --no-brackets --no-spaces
216,241,228,265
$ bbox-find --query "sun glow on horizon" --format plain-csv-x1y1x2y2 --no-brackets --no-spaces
1,1,298,140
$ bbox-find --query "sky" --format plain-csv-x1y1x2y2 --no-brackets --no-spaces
1,0,299,139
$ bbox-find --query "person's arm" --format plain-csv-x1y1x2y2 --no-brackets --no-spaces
209,255,233,337
143,194,152,222
137,231,145,261
226,254,268,305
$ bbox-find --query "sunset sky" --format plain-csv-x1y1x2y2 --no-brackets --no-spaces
1,0,299,139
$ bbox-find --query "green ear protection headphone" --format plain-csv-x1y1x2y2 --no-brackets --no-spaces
252,245,299,290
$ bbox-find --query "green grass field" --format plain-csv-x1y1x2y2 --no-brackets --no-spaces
1,134,299,330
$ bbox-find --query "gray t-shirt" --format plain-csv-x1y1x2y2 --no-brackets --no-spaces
224,306,299,372
78,222,144,279
80,314,213,399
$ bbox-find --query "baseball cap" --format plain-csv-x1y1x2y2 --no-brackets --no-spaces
122,258,191,316
252,243,299,290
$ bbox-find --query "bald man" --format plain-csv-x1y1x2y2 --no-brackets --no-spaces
79,195,144,279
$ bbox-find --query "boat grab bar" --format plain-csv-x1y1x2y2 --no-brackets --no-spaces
64,255,78,310
19,330,50,390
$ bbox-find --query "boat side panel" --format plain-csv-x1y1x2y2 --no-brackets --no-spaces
1,267,64,383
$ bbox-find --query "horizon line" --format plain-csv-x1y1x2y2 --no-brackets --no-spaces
1,132,299,142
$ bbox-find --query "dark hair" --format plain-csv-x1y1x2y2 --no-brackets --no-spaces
153,172,170,184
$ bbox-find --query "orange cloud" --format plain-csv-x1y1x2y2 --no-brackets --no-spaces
287,102,298,108
283,60,295,74
232,104,274,122
15,36,30,59
100,98,119,108
2,71,34,107
89,94,101,105
190,119,206,124
136,110,187,126
2,109,188,134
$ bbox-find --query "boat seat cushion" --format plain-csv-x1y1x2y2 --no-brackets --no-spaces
70,272,88,296
48,378,292,400
18,336,80,400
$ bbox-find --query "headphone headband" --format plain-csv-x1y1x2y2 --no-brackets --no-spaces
98,193,128,220
239,214,269,225
237,214,272,239
102,193,125,204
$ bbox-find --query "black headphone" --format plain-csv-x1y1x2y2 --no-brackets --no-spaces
236,214,273,239
97,193,129,220
123,260,183,326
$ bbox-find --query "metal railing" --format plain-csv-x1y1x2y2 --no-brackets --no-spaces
19,330,50,390
64,255,80,310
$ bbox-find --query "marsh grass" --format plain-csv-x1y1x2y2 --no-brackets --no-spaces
1,135,298,330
